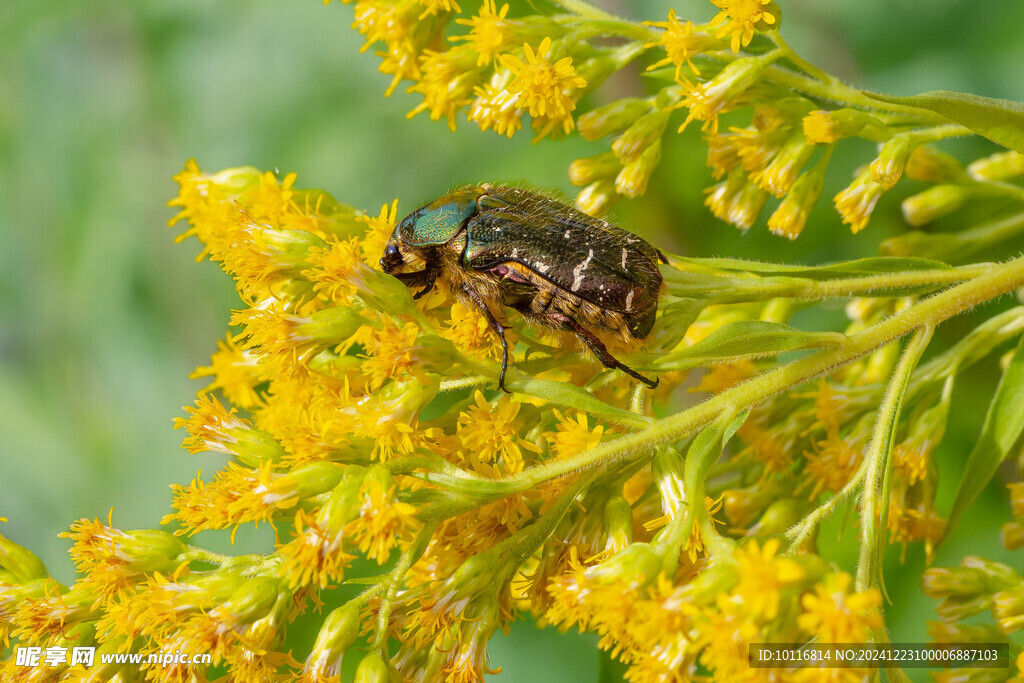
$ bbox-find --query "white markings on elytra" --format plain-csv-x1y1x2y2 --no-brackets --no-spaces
621,248,628,270
571,249,594,292
625,290,634,312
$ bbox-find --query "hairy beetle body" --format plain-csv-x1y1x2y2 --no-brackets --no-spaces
380,184,663,390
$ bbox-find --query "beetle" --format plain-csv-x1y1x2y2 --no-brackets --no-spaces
379,184,663,391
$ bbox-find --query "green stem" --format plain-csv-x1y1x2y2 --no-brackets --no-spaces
665,263,992,303
180,547,235,566
550,0,621,22
770,30,831,84
757,63,949,124
500,254,1024,492
373,520,438,651
785,460,867,551
855,326,933,593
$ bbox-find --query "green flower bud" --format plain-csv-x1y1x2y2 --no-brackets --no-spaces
968,150,1024,181
652,447,686,517
870,136,913,189
298,306,366,347
611,110,671,164
767,165,824,240
262,228,329,266
905,146,967,183
120,529,188,570
355,652,398,683
574,179,618,217
902,185,969,226
272,462,346,503
603,496,634,552
569,151,621,186
615,138,662,198
578,98,652,141
750,498,803,535
223,577,283,624
802,108,884,144
994,589,1024,632
586,542,663,587
306,603,361,676
752,132,814,198
0,532,48,584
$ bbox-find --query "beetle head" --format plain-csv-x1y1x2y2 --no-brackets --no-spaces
380,242,404,273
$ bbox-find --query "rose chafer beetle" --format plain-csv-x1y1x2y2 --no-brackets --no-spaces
380,184,664,391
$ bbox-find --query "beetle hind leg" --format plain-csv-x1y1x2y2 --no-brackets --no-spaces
558,317,658,389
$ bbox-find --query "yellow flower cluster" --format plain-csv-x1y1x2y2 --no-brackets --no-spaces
545,540,882,682
4,160,1001,681
337,0,1023,239
2,3,1024,678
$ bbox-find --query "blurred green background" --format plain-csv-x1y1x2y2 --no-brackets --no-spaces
1,0,1022,680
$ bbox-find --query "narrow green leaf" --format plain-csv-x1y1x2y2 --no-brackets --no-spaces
507,379,653,429
683,411,746,558
655,321,844,370
945,335,1024,538
864,89,1024,153
673,255,952,279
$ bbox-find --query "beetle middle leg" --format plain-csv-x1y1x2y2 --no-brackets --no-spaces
461,282,512,393
550,315,659,389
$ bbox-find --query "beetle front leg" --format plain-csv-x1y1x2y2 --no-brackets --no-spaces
392,268,438,300
560,318,659,389
461,283,512,393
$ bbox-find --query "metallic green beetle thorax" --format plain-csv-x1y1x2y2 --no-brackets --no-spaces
396,186,485,247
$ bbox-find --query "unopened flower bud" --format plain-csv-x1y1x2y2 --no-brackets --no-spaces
753,132,814,197
615,138,662,198
223,576,282,624
578,98,652,141
753,98,811,132
603,496,634,552
304,603,361,677
575,179,618,217
612,110,671,164
652,447,686,517
994,589,1024,632
723,484,777,528
271,462,347,504
751,497,802,535
803,109,883,144
586,542,663,588
0,532,48,584
568,151,621,186
834,166,885,234
870,136,913,189
767,166,825,239
968,150,1024,181
905,146,967,183
683,56,769,127
355,652,397,683
902,185,969,227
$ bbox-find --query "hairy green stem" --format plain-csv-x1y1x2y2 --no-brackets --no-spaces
500,255,1024,491
550,0,621,23
664,263,992,303
855,326,933,593
373,520,438,651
